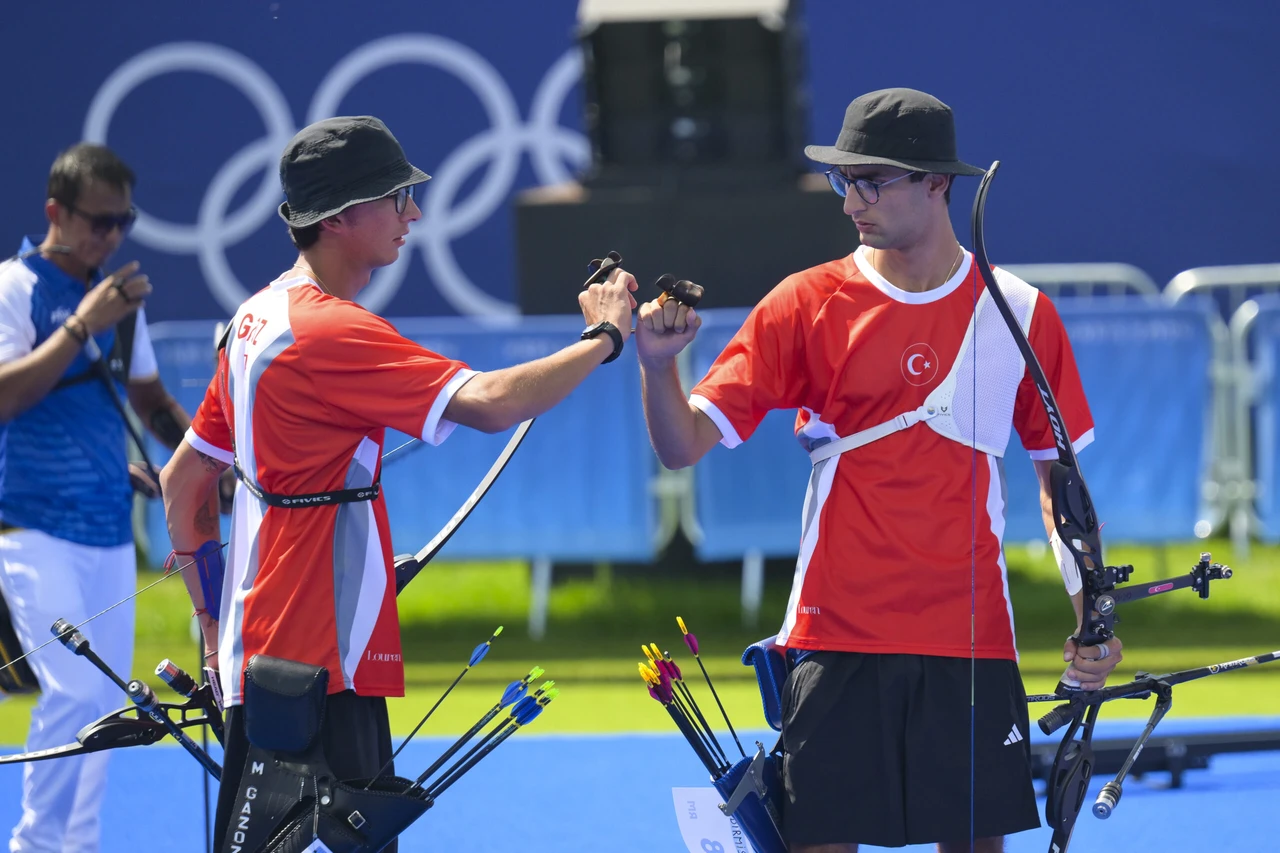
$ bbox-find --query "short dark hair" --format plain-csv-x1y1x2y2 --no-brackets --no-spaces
47,143,136,207
910,171,952,205
288,223,322,249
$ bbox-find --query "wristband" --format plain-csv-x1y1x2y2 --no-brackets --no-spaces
62,316,89,345
581,320,624,364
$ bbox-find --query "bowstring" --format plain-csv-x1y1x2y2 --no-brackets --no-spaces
0,545,227,677
969,245,979,853
4,429,424,678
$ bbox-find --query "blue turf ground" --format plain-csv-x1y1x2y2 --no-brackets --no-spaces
0,718,1275,851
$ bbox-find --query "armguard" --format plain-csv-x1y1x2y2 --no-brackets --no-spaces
167,541,225,622
193,540,225,622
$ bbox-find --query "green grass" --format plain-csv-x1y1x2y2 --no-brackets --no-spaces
1,539,1276,744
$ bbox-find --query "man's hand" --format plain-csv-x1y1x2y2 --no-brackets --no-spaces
128,461,161,499
76,261,152,335
579,266,637,343
1064,634,1124,690
636,293,701,363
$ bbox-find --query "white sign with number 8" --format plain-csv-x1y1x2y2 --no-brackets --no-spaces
671,787,751,853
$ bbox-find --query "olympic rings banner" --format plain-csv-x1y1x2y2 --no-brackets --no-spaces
1,1,1276,322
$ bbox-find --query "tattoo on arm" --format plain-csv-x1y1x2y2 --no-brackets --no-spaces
149,405,187,450
194,501,218,538
196,449,230,474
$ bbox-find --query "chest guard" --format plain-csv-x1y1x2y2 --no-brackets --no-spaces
809,270,1039,465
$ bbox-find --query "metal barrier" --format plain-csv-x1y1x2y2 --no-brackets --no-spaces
1001,263,1160,299
1224,295,1280,546
1165,266,1280,553
1165,264,1280,318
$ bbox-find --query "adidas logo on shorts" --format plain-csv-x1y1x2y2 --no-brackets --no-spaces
1003,725,1024,746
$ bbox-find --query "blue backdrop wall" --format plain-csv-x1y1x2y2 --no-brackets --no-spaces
1,0,1276,323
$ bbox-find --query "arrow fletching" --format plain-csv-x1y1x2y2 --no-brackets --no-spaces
468,626,503,666
499,678,528,708
677,618,700,655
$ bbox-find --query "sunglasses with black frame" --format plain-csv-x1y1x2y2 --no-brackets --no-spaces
59,201,138,236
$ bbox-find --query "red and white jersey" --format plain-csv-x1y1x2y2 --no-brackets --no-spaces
186,271,475,706
690,247,1094,661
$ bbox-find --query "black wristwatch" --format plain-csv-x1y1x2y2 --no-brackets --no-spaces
581,320,624,364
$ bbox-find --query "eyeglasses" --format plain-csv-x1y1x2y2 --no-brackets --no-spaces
61,202,138,235
824,168,915,205
386,184,417,215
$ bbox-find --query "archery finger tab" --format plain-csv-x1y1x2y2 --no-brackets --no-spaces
674,279,704,307
607,250,621,263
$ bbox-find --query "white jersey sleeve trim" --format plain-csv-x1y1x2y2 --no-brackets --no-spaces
1026,427,1095,461
184,427,235,465
689,394,740,448
0,262,37,364
423,368,478,446
128,308,159,380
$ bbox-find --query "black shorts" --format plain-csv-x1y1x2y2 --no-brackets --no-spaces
780,652,1040,847
214,690,395,853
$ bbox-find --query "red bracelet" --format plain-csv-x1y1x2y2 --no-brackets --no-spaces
192,607,209,618
163,549,199,575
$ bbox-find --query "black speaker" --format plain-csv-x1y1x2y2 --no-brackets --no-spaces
578,1,808,187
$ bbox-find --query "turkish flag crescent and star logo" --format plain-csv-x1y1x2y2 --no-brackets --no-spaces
900,343,940,387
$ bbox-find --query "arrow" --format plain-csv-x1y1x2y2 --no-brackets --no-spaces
677,616,744,757
367,626,504,787
413,666,546,788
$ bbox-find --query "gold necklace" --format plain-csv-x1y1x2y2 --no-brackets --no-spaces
942,245,965,285
867,245,966,290
290,264,333,296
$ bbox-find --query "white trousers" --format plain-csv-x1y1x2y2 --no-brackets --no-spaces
0,529,134,853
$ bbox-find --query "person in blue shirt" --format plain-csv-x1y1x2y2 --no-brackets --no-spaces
0,143,195,853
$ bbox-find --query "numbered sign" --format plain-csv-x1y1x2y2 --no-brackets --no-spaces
671,787,752,853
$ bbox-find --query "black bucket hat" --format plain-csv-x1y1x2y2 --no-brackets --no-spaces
277,116,431,228
804,88,985,177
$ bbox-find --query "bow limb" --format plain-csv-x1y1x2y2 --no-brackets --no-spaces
971,162,1101,853
394,418,535,596
0,697,218,767
971,162,1107,650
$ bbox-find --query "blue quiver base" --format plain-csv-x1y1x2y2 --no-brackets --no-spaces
712,745,787,853
742,636,788,733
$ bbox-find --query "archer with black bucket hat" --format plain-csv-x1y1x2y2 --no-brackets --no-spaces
637,88,1119,851
158,115,639,851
